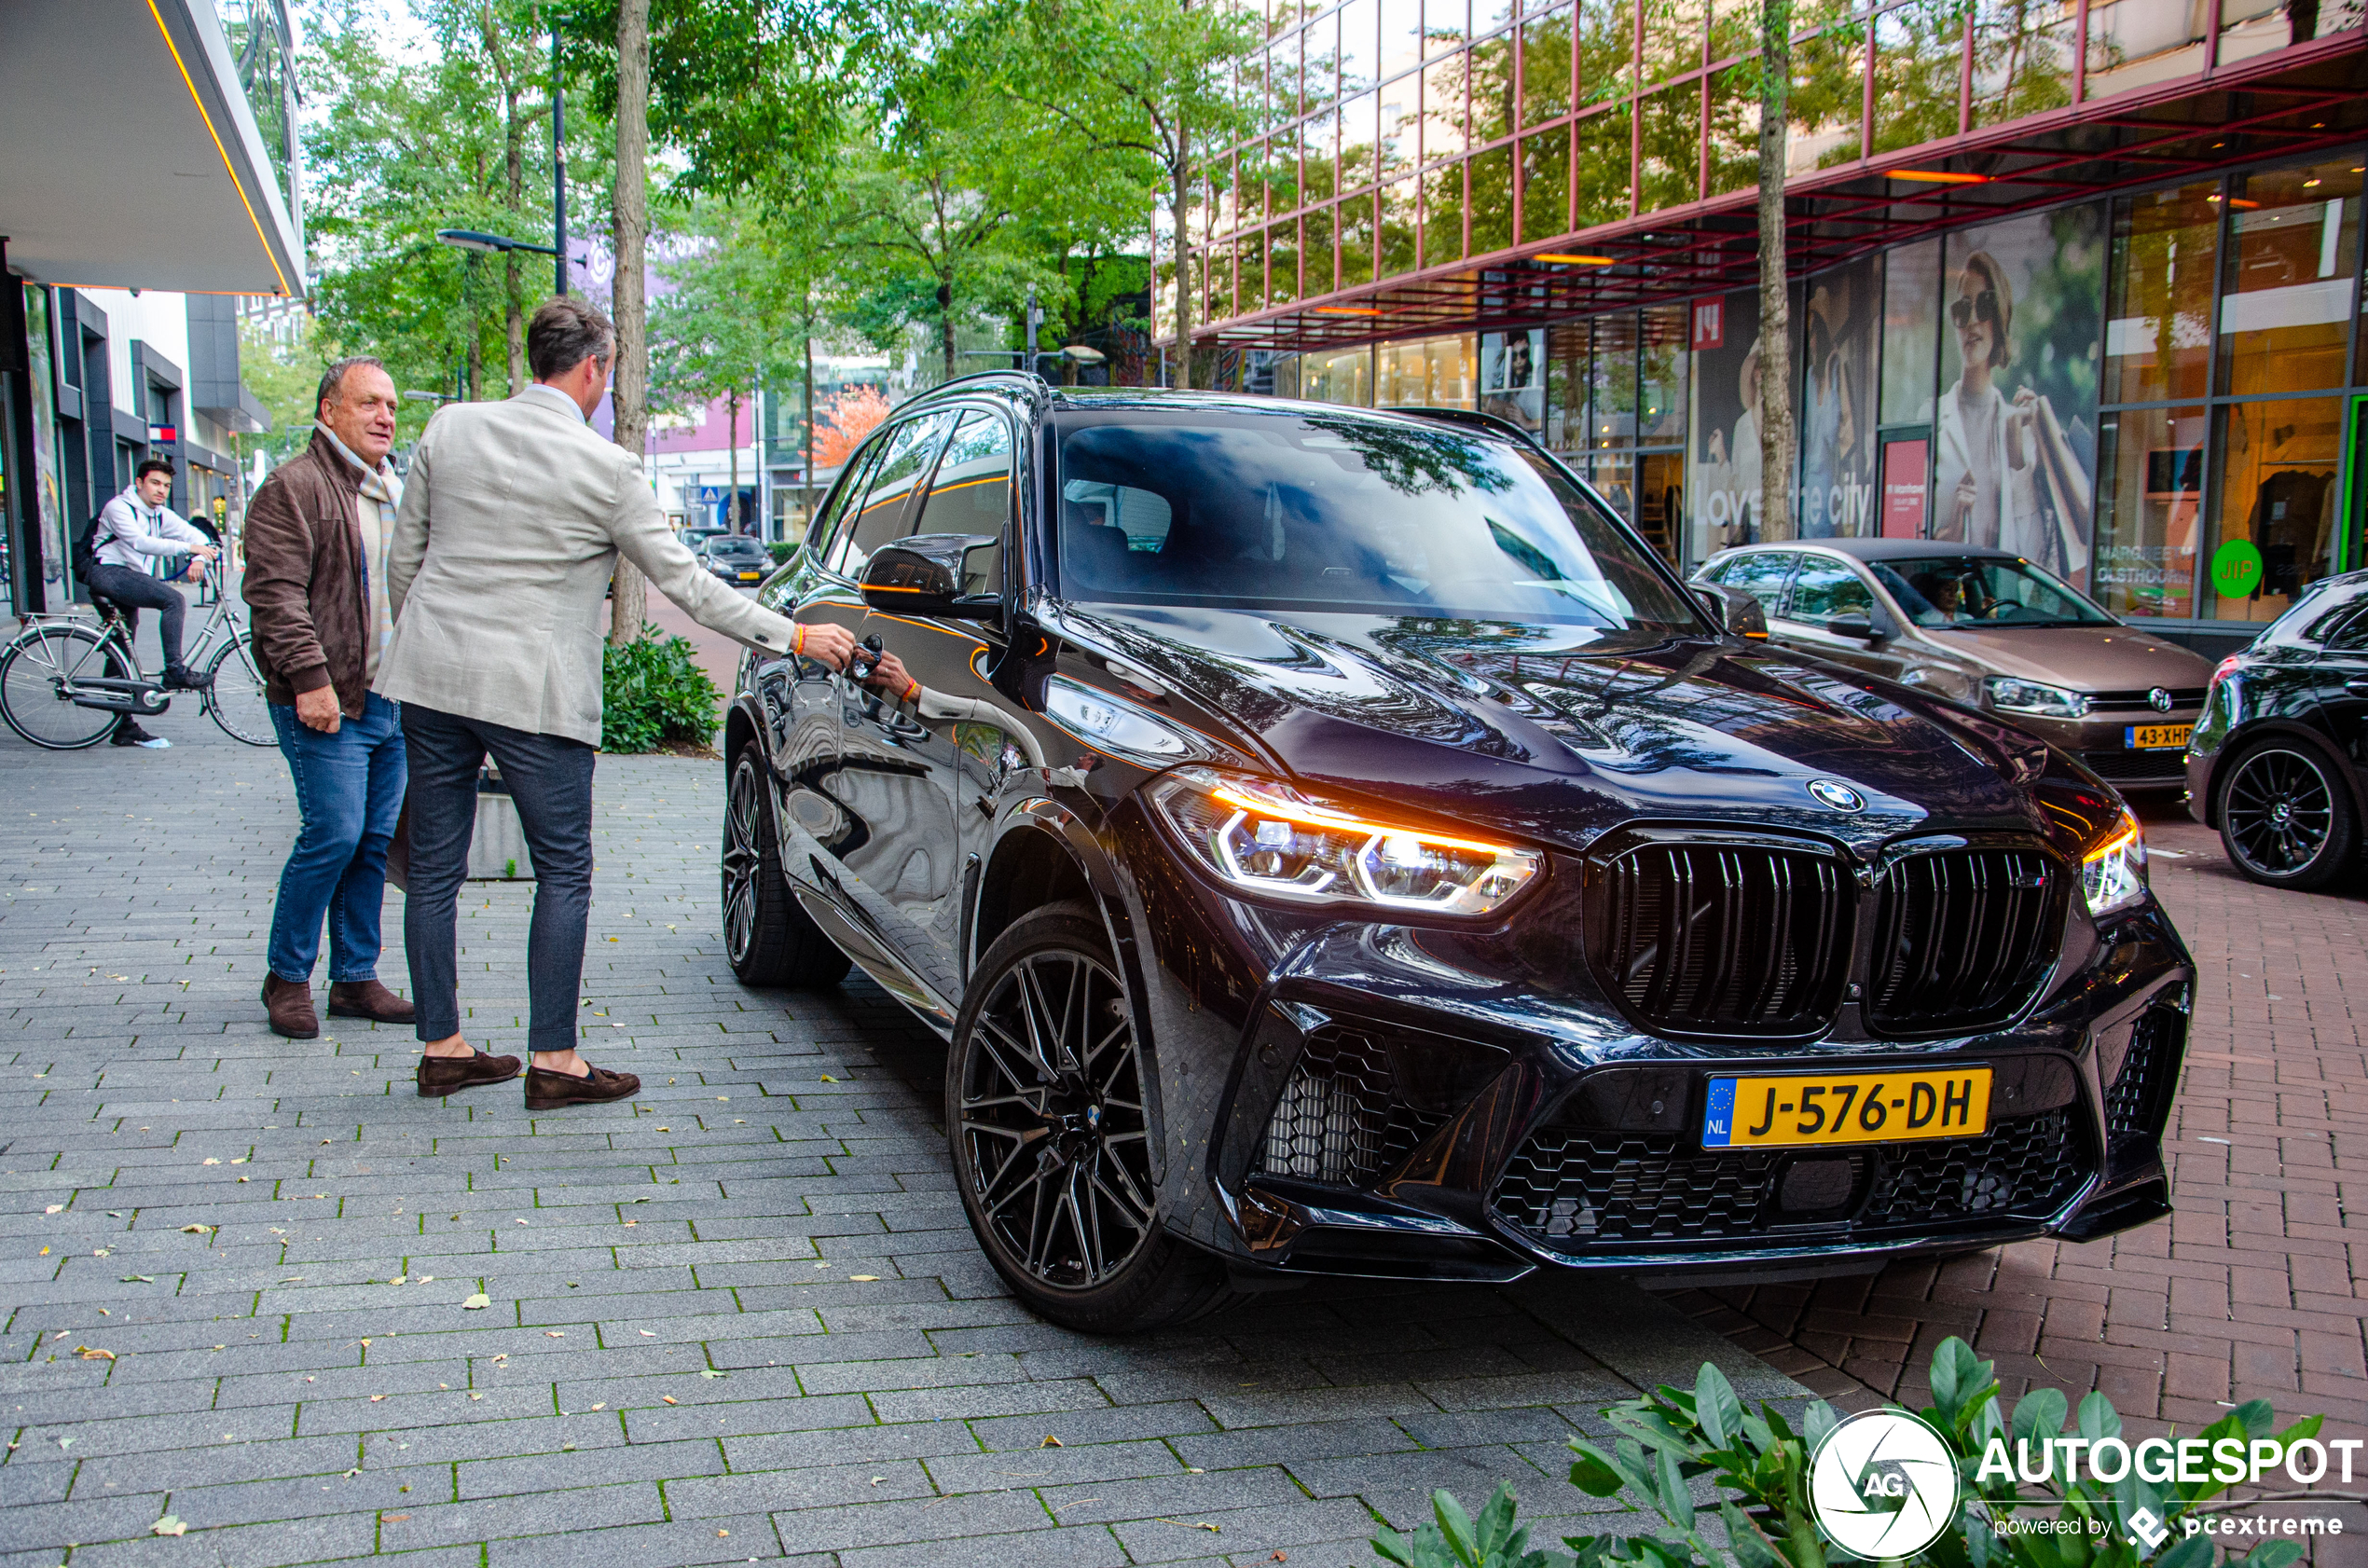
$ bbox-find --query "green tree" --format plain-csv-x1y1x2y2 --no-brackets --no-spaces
1001,0,1257,388
238,318,330,464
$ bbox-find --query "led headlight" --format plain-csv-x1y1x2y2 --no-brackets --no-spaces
1149,767,1540,915
1985,677,2089,719
2080,810,2147,917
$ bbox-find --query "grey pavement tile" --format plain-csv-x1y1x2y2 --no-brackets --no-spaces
0,744,1809,1568
837,1522,1132,1568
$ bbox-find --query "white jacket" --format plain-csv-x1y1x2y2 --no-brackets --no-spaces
94,488,209,572
378,384,797,745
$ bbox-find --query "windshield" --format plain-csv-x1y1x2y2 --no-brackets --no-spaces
1869,555,2113,629
1053,410,1699,638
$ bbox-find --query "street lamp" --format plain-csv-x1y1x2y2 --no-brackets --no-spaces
434,227,558,258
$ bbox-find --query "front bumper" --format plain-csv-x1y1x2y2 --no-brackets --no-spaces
2005,708,2202,791
1112,810,2193,1284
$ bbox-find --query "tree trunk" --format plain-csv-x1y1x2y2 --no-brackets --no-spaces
938,280,957,383
1755,0,1796,543
803,329,816,538
609,0,651,645
727,392,740,530
1168,156,1193,390
500,16,527,394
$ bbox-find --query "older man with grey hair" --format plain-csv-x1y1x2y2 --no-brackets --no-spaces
241,354,428,1046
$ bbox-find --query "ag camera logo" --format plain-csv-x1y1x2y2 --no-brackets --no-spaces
1809,1410,1962,1558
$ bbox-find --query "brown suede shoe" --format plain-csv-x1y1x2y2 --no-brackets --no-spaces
261,972,319,1040
417,1050,524,1098
524,1063,641,1110
327,979,417,1025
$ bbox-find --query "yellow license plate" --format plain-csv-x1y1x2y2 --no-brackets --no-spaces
2125,723,2192,750
1702,1068,1991,1149
738,571,762,581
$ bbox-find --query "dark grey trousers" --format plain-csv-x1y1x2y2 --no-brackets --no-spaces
399,702,595,1053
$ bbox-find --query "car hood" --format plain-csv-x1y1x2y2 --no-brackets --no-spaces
1910,624,2218,692
1061,605,2073,857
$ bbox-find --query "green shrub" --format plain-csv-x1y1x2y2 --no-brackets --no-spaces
1374,1338,2322,1568
600,626,721,753
769,540,796,565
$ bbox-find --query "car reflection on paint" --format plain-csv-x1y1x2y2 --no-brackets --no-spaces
719,375,2194,1333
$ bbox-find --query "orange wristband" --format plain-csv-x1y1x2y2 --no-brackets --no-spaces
902,676,921,704
792,622,805,656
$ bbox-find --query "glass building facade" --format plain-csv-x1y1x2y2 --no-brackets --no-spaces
1177,0,2368,649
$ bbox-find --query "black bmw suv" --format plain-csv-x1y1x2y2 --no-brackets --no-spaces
723,374,2191,1332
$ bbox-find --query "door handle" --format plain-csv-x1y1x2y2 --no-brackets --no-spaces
2346,677,2368,696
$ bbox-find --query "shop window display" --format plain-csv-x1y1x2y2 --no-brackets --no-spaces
2106,182,2218,404
2216,159,2360,398
2205,395,2347,623
2092,405,2206,620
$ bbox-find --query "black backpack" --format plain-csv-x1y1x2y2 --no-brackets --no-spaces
71,512,107,582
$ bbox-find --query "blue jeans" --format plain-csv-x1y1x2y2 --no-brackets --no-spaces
267,694,406,983
399,703,595,1053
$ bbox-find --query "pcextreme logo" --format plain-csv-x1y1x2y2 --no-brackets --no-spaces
1808,1410,1963,1558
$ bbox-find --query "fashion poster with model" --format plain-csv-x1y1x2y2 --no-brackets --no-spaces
1799,254,1879,539
1928,206,2105,578
1687,284,1765,557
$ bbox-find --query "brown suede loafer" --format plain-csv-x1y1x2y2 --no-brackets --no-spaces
328,979,417,1025
417,1050,524,1098
524,1063,641,1110
262,973,319,1040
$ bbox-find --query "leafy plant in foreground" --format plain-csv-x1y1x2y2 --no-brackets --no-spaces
600,626,721,753
1375,1337,2324,1568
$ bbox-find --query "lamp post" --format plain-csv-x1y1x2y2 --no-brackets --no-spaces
552,29,568,296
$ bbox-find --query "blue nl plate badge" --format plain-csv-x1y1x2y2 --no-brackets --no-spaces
1700,1078,1736,1148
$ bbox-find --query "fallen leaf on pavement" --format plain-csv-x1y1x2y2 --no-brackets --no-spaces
1040,1436,1063,1448
151,1514,186,1536
382,1513,409,1521
179,1224,213,1234
120,1274,155,1284
699,1369,726,1379
661,1396,678,1405
368,1395,385,1402
1159,1520,1220,1534
43,1204,62,1214
461,1294,490,1310
202,1159,220,1165
849,1275,879,1282
544,1331,565,1339
76,1347,113,1360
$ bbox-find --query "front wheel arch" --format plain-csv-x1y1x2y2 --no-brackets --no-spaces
971,821,1095,974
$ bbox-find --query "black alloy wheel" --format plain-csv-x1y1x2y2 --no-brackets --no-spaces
721,748,852,987
947,901,1242,1332
2218,741,2359,890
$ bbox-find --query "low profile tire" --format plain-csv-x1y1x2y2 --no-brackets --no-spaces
947,901,1242,1334
2216,738,2359,890
722,747,852,988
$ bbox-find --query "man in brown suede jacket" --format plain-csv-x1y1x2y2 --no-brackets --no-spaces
241,360,475,1075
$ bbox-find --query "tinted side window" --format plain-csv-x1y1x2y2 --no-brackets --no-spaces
909,411,1014,596
2324,606,2368,651
1714,552,1797,614
834,413,957,576
1784,559,1873,621
806,439,887,571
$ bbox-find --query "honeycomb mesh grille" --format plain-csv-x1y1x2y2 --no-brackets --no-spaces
1585,843,1852,1038
2104,1007,2184,1145
1867,848,2063,1037
1489,1110,2086,1250
1255,1027,1445,1188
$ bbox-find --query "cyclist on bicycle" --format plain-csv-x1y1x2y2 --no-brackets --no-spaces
89,458,220,748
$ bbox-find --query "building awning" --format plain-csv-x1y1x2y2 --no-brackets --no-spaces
0,0,303,298
1218,30,2368,351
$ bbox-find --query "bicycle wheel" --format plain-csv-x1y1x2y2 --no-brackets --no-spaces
204,628,275,747
0,625,134,750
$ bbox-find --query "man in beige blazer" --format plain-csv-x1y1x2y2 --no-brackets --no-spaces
379,296,907,1109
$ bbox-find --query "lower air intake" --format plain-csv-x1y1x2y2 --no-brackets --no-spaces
1255,1027,1445,1188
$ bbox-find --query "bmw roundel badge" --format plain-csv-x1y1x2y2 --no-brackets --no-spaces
1807,778,1866,813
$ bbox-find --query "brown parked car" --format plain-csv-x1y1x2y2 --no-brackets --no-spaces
1692,539,2218,791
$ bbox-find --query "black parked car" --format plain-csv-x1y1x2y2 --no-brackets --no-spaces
2185,569,2368,889
723,375,2192,1332
699,532,772,584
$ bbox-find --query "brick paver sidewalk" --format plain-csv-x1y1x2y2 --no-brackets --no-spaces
0,716,1799,1567
1659,803,2368,1465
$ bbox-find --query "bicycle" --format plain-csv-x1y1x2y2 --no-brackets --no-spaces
0,567,272,750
